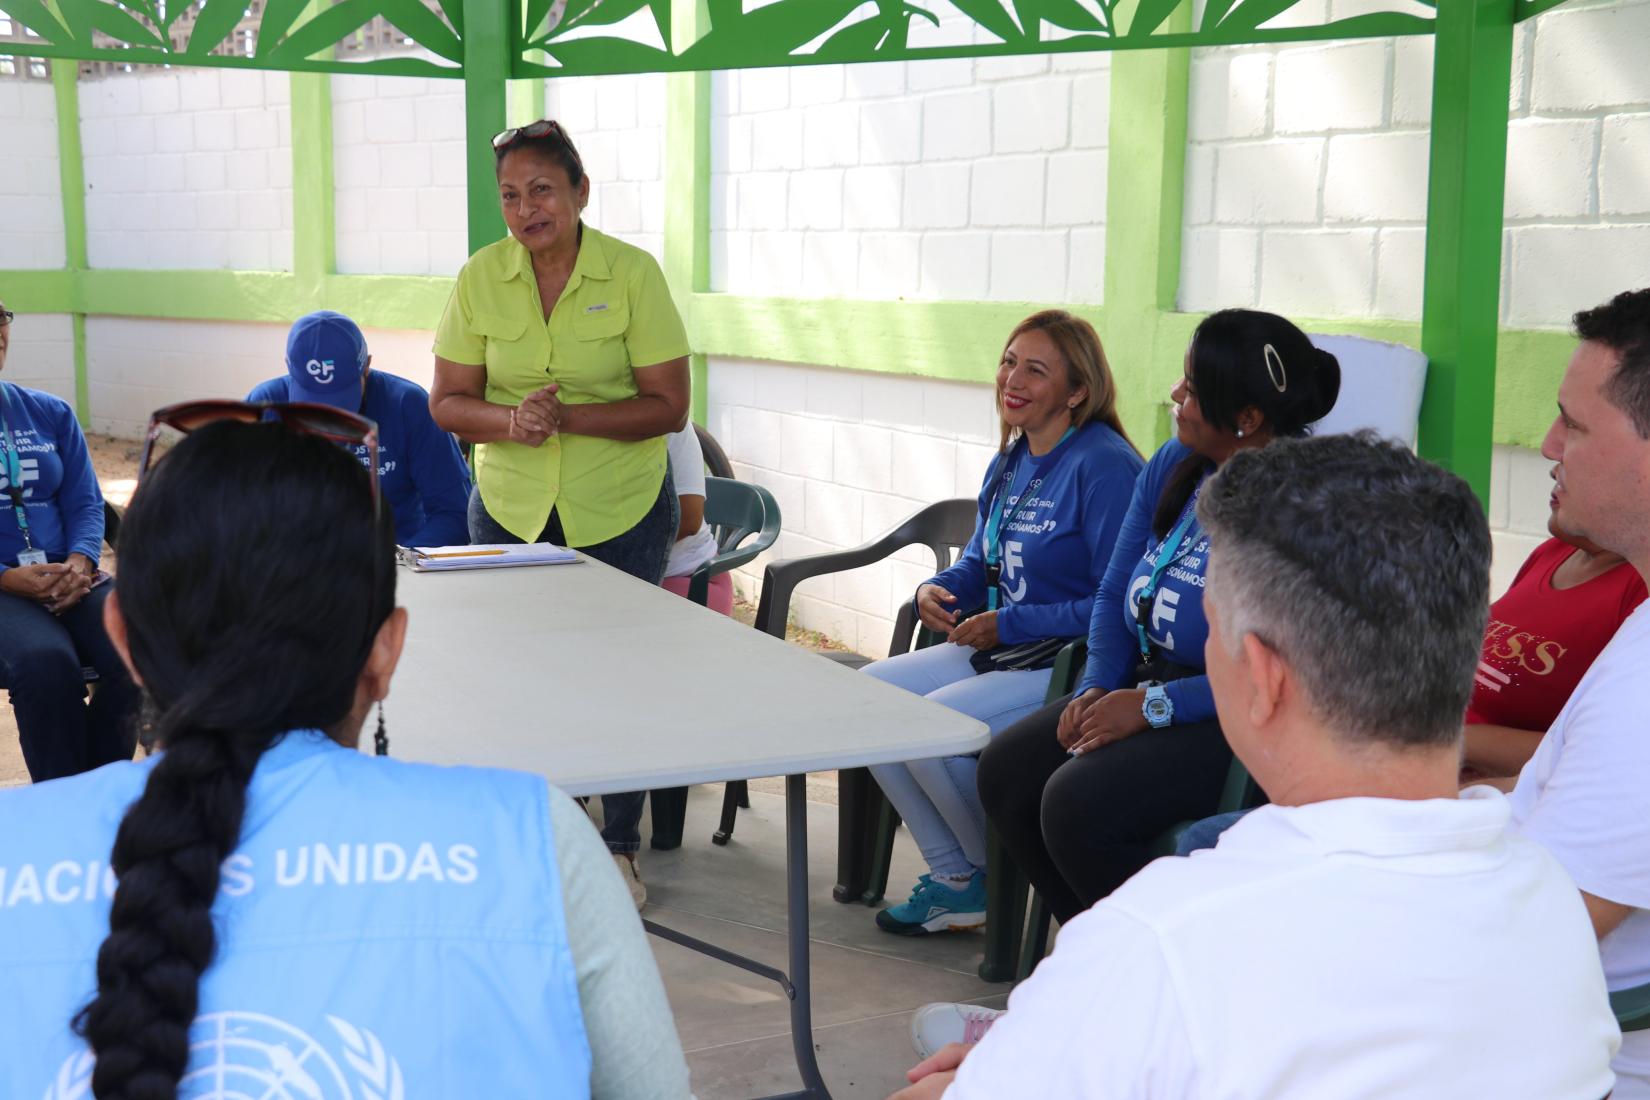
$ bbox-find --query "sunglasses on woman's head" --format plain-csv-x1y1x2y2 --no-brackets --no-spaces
492,119,583,167
138,400,382,511
0,309,14,326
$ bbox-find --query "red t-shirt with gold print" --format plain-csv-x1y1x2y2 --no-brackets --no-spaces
1467,537,1647,730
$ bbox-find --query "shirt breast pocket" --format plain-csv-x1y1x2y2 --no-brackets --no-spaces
474,312,527,344
572,305,630,345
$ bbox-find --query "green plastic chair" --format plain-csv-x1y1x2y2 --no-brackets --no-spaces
1004,641,1259,983
737,498,978,869
1613,981,1650,1033
647,475,783,851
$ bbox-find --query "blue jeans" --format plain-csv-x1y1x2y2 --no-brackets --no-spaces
467,470,679,854
0,583,140,781
1174,808,1252,856
864,643,1052,879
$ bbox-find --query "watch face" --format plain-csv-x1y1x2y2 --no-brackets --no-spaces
1144,696,1172,722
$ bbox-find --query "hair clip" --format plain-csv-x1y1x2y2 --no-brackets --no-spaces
1263,343,1288,394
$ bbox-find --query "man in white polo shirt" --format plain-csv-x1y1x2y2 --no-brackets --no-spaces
891,433,1619,1100
1505,288,1650,1097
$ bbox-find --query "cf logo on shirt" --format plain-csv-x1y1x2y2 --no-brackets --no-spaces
306,359,337,384
0,456,40,497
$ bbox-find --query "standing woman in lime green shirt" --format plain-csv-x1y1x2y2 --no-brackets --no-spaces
430,120,691,906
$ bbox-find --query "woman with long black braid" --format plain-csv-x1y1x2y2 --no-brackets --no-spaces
0,416,690,1099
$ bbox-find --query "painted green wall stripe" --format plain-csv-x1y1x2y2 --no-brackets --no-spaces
50,58,88,423
0,271,74,313
1099,2,1192,449
506,78,545,126
290,72,336,294
1,260,1572,451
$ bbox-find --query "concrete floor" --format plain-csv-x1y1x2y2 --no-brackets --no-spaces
644,784,1009,1100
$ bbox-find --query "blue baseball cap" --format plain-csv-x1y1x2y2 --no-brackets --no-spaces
285,310,369,411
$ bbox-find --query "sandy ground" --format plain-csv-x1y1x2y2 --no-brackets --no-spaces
1,437,847,801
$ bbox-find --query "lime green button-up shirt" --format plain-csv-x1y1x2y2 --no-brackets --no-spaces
434,227,690,546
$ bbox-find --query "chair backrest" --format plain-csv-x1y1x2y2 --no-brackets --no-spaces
882,498,980,658
1306,333,1429,447
694,423,736,480
703,476,777,556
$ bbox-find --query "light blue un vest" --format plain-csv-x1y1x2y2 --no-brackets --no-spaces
0,730,592,1099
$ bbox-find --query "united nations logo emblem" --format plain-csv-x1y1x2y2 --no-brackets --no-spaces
45,1013,405,1100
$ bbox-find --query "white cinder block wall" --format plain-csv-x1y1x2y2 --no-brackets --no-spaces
547,73,669,264
0,79,66,270
709,9,1110,303
333,74,469,276
80,69,294,271
1175,0,1650,610
3,313,76,405
708,358,1001,654
84,318,442,437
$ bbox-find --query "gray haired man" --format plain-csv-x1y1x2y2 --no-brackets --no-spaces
891,433,1618,1100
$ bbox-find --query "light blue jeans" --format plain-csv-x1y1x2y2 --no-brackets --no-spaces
865,643,1052,879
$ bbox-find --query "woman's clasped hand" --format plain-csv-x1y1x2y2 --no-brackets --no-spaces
1056,686,1149,755
509,382,564,446
0,555,95,614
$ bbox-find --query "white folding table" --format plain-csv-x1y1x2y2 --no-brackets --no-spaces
389,555,988,1100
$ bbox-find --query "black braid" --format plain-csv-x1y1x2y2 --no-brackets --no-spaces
71,421,394,1099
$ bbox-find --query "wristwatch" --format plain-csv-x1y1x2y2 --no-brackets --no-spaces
1142,684,1174,729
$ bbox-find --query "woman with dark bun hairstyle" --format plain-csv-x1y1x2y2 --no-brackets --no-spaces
0,416,690,1099
977,309,1342,925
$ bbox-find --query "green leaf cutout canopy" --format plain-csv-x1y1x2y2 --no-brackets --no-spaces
0,0,1454,77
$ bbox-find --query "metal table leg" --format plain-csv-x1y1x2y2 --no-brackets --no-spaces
641,774,831,1100
784,772,831,1098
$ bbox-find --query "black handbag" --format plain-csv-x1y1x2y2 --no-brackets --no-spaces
969,636,1070,675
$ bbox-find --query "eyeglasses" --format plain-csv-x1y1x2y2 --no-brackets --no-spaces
138,400,381,509
492,118,583,169
0,310,13,326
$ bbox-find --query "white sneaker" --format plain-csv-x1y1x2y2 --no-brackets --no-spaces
613,852,646,911
910,1002,1005,1059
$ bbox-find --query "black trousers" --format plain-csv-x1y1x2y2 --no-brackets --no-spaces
977,694,1234,924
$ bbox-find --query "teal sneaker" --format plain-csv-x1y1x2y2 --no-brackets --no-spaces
876,873,987,936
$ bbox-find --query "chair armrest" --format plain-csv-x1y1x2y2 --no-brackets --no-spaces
1614,981,1650,1033
1045,640,1088,704
754,528,929,639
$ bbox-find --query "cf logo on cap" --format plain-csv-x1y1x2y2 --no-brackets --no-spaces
306,359,337,384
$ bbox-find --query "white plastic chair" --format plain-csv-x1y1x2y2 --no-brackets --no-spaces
1307,333,1429,447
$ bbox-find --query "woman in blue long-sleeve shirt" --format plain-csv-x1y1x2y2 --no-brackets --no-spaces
0,300,139,780
864,311,1143,936
978,310,1341,924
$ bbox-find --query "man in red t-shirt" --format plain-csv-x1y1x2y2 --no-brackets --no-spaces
1462,519,1646,779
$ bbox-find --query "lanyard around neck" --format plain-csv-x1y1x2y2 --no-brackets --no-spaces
0,383,32,548
1133,493,1200,659
983,426,1075,612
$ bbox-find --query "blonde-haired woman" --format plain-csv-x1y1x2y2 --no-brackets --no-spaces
865,310,1143,936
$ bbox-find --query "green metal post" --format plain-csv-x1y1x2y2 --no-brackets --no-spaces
1418,0,1516,502
666,0,712,426
462,0,510,254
